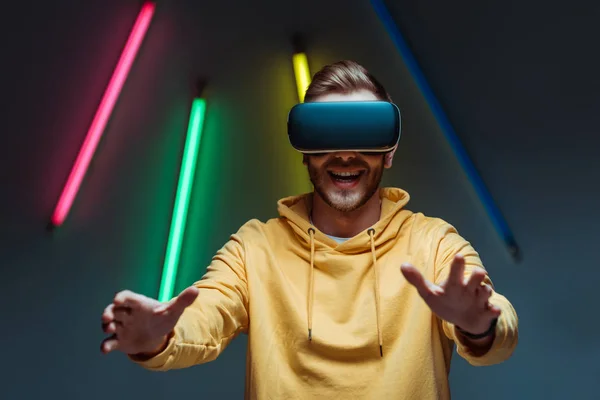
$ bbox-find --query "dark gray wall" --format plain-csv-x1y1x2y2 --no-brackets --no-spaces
1,0,596,398
384,1,600,399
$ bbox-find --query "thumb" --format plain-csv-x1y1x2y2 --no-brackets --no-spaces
401,264,435,298
173,286,199,311
157,286,199,314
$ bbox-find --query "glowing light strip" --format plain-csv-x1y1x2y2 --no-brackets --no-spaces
293,52,311,102
50,2,156,227
158,98,207,302
371,0,520,260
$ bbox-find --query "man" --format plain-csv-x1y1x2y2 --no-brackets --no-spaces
100,60,518,399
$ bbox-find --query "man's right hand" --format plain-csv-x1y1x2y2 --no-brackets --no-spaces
100,286,199,357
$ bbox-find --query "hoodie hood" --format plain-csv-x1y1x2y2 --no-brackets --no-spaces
276,187,413,356
277,187,412,253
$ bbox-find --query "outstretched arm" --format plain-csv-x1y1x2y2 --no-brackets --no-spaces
401,226,518,366
128,231,250,371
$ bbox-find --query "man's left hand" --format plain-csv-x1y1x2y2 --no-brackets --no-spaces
400,254,501,335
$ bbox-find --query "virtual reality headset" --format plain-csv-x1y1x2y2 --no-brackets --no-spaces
287,101,401,154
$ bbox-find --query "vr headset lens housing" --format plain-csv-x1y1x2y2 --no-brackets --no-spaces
287,101,401,154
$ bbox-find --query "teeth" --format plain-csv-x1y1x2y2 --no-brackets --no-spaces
331,171,360,177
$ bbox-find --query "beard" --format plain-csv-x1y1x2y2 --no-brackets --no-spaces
307,154,384,212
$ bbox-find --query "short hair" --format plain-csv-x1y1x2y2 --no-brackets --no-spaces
304,60,392,103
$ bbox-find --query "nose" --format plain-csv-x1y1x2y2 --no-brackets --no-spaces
333,151,358,161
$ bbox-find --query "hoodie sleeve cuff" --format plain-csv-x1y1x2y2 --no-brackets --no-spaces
443,302,517,367
447,320,501,360
128,331,177,370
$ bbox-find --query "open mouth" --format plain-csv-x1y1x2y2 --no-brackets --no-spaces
327,170,364,188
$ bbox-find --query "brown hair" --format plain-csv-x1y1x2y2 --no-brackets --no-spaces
304,60,392,103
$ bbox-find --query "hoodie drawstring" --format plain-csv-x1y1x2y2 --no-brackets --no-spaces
368,228,383,357
306,227,383,357
308,228,316,342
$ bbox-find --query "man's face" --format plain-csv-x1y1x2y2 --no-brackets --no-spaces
304,90,396,213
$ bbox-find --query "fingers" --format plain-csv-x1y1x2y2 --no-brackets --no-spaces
101,334,119,354
102,292,136,342
113,307,132,324
101,289,152,355
447,254,465,286
102,302,131,326
101,303,125,350
114,290,144,309
102,304,115,323
479,282,493,299
484,302,502,320
466,267,487,293
102,320,123,334
401,264,438,300
481,286,501,319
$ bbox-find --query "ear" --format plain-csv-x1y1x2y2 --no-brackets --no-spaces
384,147,396,169
302,154,308,165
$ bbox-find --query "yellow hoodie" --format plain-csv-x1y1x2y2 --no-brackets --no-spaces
132,187,518,399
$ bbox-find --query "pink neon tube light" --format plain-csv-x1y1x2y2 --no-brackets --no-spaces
51,2,156,227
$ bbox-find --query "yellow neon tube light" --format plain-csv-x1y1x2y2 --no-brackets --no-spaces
292,52,311,102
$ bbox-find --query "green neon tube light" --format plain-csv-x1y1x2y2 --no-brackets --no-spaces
158,98,206,302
